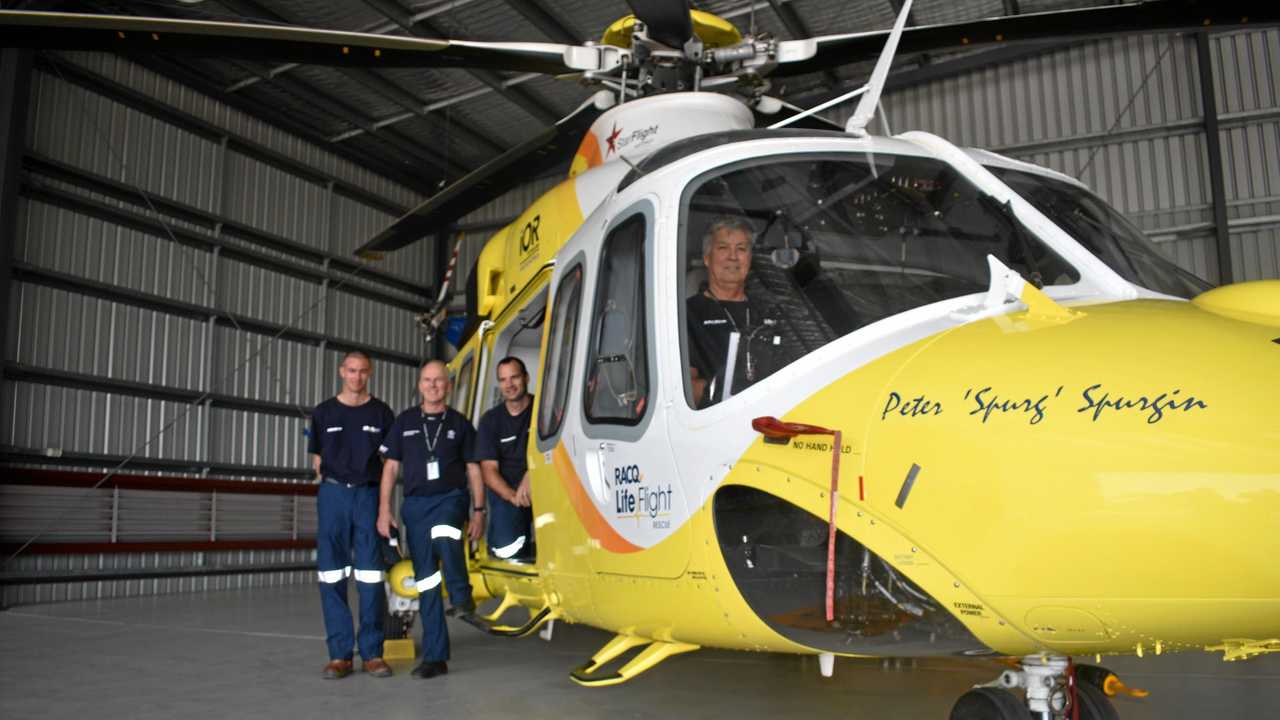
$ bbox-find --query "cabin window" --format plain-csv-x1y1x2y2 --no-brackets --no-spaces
451,353,473,417
538,265,584,442
584,215,649,425
680,152,1082,409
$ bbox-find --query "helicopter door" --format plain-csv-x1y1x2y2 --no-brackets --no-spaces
577,204,689,579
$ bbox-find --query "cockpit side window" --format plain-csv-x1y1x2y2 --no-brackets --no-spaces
680,153,1081,410
537,264,583,445
584,215,649,425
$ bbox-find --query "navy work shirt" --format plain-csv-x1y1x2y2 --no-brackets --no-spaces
381,406,475,497
475,397,534,490
307,397,395,485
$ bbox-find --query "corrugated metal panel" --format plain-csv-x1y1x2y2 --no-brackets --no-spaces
881,35,1201,149
1231,226,1280,281
221,151,331,249
3,382,206,462
17,198,214,306
0,548,315,606
57,52,423,211
326,289,424,358
329,193,430,284
29,69,221,213
213,329,319,410
13,282,209,391
217,256,325,333
1212,29,1280,115
1219,121,1280,213
208,406,308,472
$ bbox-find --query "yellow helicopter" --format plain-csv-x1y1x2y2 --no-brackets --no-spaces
4,2,1278,718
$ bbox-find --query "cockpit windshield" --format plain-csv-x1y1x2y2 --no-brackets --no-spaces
680,152,1082,410
989,167,1212,299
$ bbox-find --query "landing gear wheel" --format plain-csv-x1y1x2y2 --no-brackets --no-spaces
950,687,1032,720
1074,681,1120,720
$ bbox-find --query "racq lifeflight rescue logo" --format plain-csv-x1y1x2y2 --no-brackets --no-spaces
608,463,673,530
605,123,659,157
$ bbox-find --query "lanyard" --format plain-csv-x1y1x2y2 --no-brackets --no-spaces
420,411,446,459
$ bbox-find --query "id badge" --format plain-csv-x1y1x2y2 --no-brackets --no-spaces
426,459,440,481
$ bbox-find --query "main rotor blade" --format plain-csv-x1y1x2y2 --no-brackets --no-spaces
773,0,1278,79
0,10,577,74
356,99,603,256
625,0,693,50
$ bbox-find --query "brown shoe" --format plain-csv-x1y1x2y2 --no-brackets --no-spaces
323,659,353,679
363,657,393,678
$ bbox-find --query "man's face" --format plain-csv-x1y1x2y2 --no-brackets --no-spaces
497,361,528,403
339,355,372,395
704,227,752,291
418,362,450,405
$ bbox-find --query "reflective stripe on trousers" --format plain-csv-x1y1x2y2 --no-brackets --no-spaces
431,524,462,540
492,535,526,559
317,566,352,583
416,570,443,592
353,568,385,583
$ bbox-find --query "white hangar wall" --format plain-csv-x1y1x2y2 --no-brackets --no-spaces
1,51,431,605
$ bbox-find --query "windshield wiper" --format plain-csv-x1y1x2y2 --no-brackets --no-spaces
980,195,1044,289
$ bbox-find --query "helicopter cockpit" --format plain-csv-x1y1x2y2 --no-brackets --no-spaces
679,147,1212,409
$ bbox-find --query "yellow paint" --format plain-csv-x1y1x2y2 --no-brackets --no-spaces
1192,279,1280,327
447,265,1279,669
382,638,415,661
601,11,742,50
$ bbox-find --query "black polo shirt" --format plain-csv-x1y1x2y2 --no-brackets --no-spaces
688,293,785,406
475,396,534,490
381,405,475,497
308,396,395,485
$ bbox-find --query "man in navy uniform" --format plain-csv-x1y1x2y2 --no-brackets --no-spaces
307,350,396,679
377,359,485,679
475,356,535,562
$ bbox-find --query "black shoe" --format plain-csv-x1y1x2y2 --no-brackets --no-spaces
445,600,477,617
411,660,448,679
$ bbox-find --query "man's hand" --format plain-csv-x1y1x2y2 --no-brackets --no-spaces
468,510,484,541
514,475,532,507
376,509,397,539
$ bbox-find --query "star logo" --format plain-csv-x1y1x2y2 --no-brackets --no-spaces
605,123,622,156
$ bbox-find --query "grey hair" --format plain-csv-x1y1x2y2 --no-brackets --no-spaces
701,216,756,256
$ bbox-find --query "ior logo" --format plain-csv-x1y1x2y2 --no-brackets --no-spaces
519,215,541,256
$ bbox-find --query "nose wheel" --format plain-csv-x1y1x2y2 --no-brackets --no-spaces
950,656,1122,720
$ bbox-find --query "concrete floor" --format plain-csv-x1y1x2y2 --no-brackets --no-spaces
2,585,1277,719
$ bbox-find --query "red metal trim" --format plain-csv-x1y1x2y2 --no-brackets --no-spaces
0,538,316,555
0,467,318,496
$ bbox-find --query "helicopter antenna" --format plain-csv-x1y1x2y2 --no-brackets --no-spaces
846,0,913,137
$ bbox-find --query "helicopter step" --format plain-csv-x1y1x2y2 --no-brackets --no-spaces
460,588,560,638
569,634,700,688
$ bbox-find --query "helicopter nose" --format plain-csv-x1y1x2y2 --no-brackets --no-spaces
855,298,1280,645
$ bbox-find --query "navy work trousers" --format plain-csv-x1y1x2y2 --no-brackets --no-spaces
486,488,533,560
316,483,385,662
401,488,473,663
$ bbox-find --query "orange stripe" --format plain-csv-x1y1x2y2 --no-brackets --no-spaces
552,443,642,553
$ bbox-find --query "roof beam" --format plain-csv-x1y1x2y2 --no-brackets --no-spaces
504,0,580,45
765,0,839,86
133,54,439,194
37,52,429,203
336,67,508,156
357,0,563,125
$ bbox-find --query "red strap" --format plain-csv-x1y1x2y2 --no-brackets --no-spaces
753,417,842,622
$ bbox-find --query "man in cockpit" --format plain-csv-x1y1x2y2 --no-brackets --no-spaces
686,216,774,408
